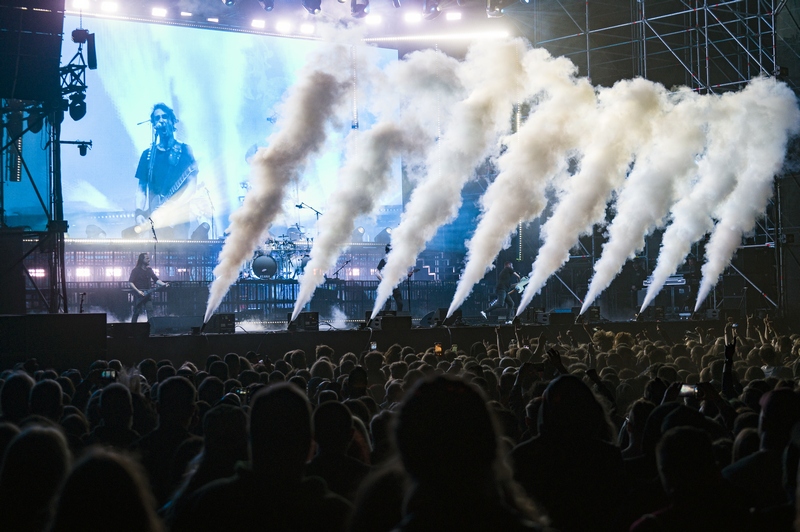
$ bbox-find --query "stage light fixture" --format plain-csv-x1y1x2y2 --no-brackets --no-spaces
275,20,291,32
181,11,192,16
351,227,365,242
78,142,90,156
393,0,401,7
207,17,219,22
423,0,441,19
258,0,274,11
252,19,266,28
69,92,86,121
365,14,381,24
191,222,211,240
446,11,462,20
404,12,422,22
152,7,167,17
221,0,235,5
300,23,315,34
486,0,504,18
374,227,393,243
27,109,44,134
302,0,321,15
351,0,369,18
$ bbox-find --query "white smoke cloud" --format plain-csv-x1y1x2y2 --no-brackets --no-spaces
204,36,354,323
371,38,534,320
640,83,760,311
447,49,596,317
579,89,709,313
517,78,667,315
290,49,463,321
694,78,800,309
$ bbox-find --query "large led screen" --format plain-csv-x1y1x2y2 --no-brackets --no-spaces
60,14,400,240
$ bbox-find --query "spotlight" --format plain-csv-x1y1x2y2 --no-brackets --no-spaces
69,92,86,121
258,0,274,11
486,0,504,17
191,222,211,240
27,109,44,134
351,226,365,242
302,0,321,14
221,0,235,5
71,28,89,44
78,143,89,156
374,227,392,243
351,0,369,18
423,0,441,19
392,0,401,7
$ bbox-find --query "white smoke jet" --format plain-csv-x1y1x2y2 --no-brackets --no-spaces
579,89,709,314
204,41,353,323
694,78,800,309
290,49,463,321
517,78,667,316
446,49,596,317
640,82,766,312
371,38,534,320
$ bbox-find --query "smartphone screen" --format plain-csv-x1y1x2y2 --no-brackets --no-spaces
434,342,442,355
370,341,377,351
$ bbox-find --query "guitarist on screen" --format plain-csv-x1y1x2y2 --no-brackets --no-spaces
135,103,199,239
129,252,169,323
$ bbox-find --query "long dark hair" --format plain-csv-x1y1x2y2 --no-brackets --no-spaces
136,253,148,268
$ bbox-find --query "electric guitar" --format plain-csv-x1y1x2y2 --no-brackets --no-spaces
132,284,168,308
513,276,530,294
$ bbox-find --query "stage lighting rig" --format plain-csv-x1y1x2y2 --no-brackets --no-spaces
302,0,321,14
258,0,274,11
423,0,441,19
221,0,235,5
486,0,511,18
351,0,369,17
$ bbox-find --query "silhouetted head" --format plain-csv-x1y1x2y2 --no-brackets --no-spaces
394,374,498,484
657,426,718,497
313,400,354,454
758,388,800,450
0,426,71,530
50,448,162,532
203,403,248,461
156,377,196,428
249,383,312,477
0,371,35,424
29,379,63,422
538,374,612,441
99,383,133,429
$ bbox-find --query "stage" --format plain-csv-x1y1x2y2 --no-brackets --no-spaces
0,312,722,373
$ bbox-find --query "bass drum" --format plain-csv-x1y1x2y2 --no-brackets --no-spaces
251,253,278,279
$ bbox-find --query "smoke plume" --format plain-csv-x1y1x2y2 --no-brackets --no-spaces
579,89,708,313
290,49,462,320
371,38,533,320
204,41,352,322
517,78,666,315
447,49,595,317
694,78,800,309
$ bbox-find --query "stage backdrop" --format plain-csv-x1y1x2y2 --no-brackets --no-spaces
59,14,401,240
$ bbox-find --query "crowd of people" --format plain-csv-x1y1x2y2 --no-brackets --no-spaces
1,316,799,531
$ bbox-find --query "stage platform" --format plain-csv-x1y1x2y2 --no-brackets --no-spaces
0,313,722,373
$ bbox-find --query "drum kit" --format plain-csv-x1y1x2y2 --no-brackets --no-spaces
245,232,312,280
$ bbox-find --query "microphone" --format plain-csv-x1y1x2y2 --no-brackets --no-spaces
80,292,87,296
295,204,303,209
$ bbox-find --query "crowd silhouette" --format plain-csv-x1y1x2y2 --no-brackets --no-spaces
1,317,799,531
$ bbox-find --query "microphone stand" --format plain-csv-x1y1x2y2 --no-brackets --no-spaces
296,202,322,237
149,217,158,267
205,188,215,239
332,260,350,279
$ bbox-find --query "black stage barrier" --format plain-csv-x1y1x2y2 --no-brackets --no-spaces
1,313,721,372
